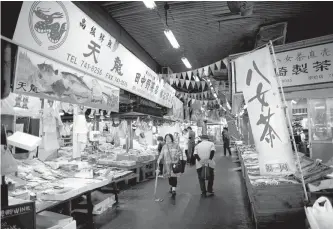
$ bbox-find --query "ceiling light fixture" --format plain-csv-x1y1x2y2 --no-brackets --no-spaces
164,29,180,49
181,57,192,69
142,0,156,9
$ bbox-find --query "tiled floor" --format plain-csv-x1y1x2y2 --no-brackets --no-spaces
99,146,253,229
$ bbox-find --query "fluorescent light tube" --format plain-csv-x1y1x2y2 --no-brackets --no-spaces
164,29,180,49
181,57,192,69
143,0,156,9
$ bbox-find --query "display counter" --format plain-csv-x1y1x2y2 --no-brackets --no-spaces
236,144,305,228
236,143,333,229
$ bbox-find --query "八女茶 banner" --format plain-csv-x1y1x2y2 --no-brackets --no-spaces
234,46,296,175
13,1,175,108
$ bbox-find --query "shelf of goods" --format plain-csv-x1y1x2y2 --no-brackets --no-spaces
236,145,306,229
93,144,158,183
6,147,134,212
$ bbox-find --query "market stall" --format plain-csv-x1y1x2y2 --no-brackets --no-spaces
235,142,333,229
1,1,180,227
226,37,333,229
230,34,333,163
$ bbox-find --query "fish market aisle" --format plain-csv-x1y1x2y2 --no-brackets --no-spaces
100,146,253,229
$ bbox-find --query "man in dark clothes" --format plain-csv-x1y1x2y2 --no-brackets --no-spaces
187,126,196,165
193,135,216,197
222,127,232,156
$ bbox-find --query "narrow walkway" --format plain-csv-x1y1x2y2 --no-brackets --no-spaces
100,146,253,229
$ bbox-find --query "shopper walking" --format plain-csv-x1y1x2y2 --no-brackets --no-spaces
187,127,196,165
157,136,165,177
193,135,216,197
179,129,189,164
157,134,187,198
222,127,232,156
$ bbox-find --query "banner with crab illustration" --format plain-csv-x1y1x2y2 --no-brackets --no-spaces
234,46,296,176
12,1,175,108
14,47,119,112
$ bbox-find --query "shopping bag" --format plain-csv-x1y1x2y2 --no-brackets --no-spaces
181,160,186,173
310,196,333,229
201,164,211,180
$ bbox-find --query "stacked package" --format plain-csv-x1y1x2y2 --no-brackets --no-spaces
240,149,300,186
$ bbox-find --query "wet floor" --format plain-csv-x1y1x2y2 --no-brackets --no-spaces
99,146,254,229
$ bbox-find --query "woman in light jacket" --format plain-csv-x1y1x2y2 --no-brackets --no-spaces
157,133,187,198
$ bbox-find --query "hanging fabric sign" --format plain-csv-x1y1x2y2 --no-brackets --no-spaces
234,46,296,175
14,47,120,112
13,1,175,108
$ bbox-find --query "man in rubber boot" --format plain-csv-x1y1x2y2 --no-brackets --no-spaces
194,135,216,197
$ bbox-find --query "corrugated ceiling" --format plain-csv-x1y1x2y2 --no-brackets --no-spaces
95,1,333,74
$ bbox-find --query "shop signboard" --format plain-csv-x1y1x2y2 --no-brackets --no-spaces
14,47,120,112
275,42,333,87
13,1,175,108
233,42,333,93
234,46,296,175
1,201,36,229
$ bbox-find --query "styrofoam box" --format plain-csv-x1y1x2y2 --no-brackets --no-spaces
7,131,42,151
63,220,76,229
37,211,76,229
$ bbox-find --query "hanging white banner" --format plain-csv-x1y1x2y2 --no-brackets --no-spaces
13,1,175,108
234,46,296,175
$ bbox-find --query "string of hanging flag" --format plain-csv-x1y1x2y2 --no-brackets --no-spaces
159,60,226,88
157,58,234,115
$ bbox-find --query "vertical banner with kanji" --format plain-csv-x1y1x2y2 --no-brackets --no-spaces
234,46,296,175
